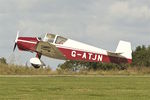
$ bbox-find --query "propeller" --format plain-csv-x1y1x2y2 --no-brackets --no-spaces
13,31,19,52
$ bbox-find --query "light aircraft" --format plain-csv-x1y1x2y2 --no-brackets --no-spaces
13,32,132,68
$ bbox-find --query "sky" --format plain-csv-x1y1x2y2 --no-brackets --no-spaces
0,0,150,70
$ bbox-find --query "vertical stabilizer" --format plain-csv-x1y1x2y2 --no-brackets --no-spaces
115,40,132,59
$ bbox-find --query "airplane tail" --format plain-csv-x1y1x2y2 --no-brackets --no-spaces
115,40,132,60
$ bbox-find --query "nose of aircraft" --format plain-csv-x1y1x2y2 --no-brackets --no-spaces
16,37,39,52
13,32,39,52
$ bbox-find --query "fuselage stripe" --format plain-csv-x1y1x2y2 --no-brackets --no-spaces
18,39,37,44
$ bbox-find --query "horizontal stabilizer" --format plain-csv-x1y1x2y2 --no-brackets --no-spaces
107,51,122,57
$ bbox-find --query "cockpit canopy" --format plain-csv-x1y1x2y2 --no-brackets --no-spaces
41,33,67,44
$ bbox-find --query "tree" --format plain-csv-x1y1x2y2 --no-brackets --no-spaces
132,45,150,67
0,57,7,64
58,60,122,71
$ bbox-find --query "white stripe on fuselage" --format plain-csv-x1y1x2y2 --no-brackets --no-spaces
18,39,37,44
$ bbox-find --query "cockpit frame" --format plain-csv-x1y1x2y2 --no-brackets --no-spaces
42,33,67,45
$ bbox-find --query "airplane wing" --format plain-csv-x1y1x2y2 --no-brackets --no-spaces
35,41,66,60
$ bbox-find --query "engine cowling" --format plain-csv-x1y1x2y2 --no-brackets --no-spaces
30,58,45,69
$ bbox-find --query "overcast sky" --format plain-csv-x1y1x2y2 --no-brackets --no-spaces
0,0,150,69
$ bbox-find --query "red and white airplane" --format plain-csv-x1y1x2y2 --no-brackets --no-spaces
13,32,132,68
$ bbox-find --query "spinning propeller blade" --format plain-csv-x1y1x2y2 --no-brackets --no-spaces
13,43,17,52
13,31,19,52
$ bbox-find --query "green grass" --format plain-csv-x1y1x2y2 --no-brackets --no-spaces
0,76,150,100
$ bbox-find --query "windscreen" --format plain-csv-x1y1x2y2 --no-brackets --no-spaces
55,36,67,44
43,33,56,43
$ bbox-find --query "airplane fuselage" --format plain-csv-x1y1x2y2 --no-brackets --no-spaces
16,33,132,65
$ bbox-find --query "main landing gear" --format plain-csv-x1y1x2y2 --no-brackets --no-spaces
30,53,45,69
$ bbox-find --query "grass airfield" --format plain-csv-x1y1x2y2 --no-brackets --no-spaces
0,75,150,100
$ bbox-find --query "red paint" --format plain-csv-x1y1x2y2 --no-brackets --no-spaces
17,37,39,51
58,47,132,64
